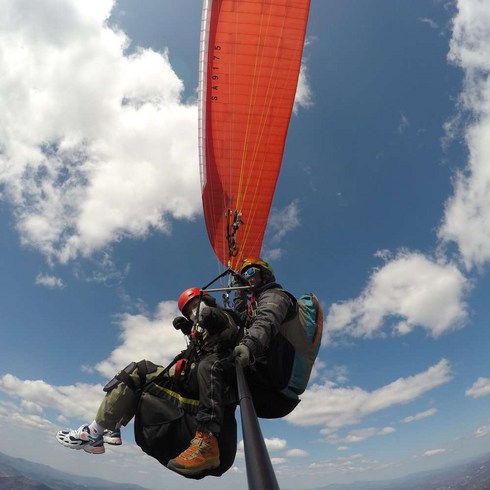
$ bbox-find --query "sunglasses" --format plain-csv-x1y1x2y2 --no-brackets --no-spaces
242,267,260,279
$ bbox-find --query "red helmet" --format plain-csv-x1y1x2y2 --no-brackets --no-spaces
178,287,202,314
177,288,216,318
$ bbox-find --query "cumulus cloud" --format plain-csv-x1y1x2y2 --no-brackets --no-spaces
294,63,313,114
10,413,55,432
466,377,490,398
401,407,438,423
0,374,104,423
271,457,287,465
94,300,188,378
302,454,393,478
0,0,200,264
0,299,188,426
324,365,349,385
325,427,395,445
438,0,490,270
0,399,49,431
286,448,309,457
286,359,452,431
35,273,65,289
274,451,396,480
325,252,469,342
264,437,288,452
20,400,44,415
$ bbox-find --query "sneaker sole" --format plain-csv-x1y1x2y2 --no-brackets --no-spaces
56,434,89,450
103,438,122,445
83,445,105,455
167,458,220,476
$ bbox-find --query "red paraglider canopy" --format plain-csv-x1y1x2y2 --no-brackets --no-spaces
199,0,311,269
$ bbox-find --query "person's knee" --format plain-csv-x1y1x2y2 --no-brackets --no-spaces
103,360,159,394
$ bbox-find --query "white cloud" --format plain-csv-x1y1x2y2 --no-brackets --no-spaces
267,200,301,244
271,457,287,465
401,407,438,423
324,365,349,385
298,454,394,479
0,374,104,423
263,200,301,260
35,273,65,289
286,448,309,457
10,412,55,432
294,63,313,114
438,0,490,270
0,0,200,264
73,252,130,286
423,448,446,457
263,247,284,262
309,359,327,385
0,400,20,419
94,300,188,378
419,17,439,30
325,252,469,342
475,423,490,438
20,400,44,415
286,359,452,431
397,113,410,134
326,427,395,445
0,299,188,428
264,437,288,452
466,377,490,398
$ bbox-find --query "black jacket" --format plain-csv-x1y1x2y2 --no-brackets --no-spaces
199,306,239,353
235,282,296,358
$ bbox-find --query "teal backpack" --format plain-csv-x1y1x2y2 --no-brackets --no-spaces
278,292,324,399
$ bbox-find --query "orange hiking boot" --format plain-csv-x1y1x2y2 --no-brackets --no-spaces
167,431,220,476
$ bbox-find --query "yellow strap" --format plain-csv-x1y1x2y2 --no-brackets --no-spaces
153,385,200,408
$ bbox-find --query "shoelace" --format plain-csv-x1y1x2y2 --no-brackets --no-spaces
68,426,88,441
180,435,212,459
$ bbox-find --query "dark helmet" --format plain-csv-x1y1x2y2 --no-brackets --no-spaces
240,257,276,284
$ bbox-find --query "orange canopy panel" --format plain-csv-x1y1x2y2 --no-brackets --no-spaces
199,0,311,270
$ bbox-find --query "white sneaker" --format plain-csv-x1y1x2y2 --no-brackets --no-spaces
56,425,105,454
103,429,122,445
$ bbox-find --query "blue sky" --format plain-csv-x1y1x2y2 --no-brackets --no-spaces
1,1,490,489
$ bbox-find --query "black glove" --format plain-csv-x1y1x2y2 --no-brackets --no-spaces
200,307,227,336
233,344,252,367
172,316,193,336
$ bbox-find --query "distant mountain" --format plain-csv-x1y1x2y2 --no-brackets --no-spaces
0,451,149,490
0,475,55,489
5,449,490,490
301,453,490,490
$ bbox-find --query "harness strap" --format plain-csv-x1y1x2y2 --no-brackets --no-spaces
116,369,137,393
114,360,157,394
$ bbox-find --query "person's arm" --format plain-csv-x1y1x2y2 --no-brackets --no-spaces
239,289,292,358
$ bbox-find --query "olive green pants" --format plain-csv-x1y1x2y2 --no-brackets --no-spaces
96,364,167,430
